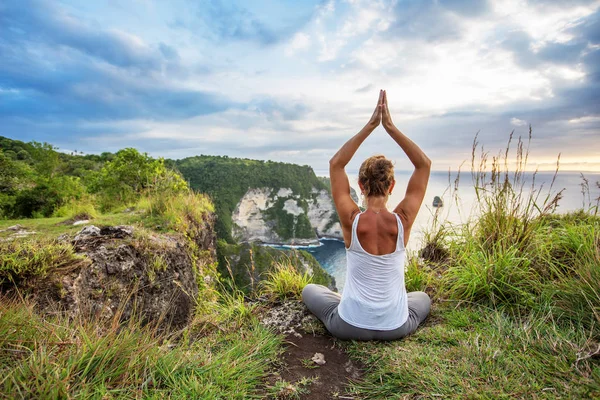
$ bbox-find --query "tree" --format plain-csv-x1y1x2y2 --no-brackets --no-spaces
91,148,188,210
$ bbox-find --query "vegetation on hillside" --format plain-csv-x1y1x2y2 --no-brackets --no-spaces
172,155,328,242
0,136,187,219
1,136,334,244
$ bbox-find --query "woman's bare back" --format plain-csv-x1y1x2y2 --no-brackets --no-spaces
355,211,399,256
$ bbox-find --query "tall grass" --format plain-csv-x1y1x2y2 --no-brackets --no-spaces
437,131,564,305
52,195,100,220
469,129,562,250
0,296,282,399
415,130,600,340
260,261,312,301
138,190,214,226
404,257,434,293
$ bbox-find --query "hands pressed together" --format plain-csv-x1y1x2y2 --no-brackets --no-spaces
368,89,394,131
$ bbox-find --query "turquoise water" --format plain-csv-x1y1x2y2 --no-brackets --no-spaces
304,239,348,292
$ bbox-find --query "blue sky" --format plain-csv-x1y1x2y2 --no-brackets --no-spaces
1,0,599,172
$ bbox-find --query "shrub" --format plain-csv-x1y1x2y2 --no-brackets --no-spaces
52,195,100,220
260,261,312,301
92,149,189,211
443,239,539,307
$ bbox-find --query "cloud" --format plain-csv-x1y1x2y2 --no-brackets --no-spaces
0,0,169,70
0,0,238,128
1,0,599,173
199,0,278,45
385,0,490,42
439,0,491,17
247,98,311,121
511,118,527,126
174,0,318,46
159,43,180,61
0,40,231,121
285,32,311,56
355,84,374,93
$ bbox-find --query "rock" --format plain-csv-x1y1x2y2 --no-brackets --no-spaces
57,233,71,242
283,199,304,216
74,225,101,241
27,220,215,331
73,220,90,226
344,360,361,379
260,300,310,338
307,188,343,239
73,225,134,242
232,188,280,243
311,352,326,365
99,225,134,238
4,224,24,232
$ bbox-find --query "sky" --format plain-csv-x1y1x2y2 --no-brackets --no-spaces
1,0,599,173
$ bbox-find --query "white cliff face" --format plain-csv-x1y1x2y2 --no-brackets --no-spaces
232,187,342,244
283,199,304,216
231,188,280,243
277,188,293,198
308,189,343,239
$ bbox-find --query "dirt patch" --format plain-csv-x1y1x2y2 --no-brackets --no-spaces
259,300,363,399
268,333,362,399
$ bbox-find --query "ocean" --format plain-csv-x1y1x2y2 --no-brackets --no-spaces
308,170,600,293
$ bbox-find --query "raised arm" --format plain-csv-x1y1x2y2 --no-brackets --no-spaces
381,91,431,245
330,90,384,246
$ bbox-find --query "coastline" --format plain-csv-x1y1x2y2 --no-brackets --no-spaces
257,235,344,250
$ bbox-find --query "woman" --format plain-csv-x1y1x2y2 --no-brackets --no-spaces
302,90,431,341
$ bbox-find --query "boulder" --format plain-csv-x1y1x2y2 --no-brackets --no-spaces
31,224,214,331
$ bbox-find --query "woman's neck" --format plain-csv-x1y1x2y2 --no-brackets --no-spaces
365,196,388,213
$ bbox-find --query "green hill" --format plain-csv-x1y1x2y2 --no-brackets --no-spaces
172,155,329,242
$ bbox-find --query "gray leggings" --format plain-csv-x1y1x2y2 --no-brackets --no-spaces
302,284,431,341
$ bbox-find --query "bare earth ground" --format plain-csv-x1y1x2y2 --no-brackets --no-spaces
259,300,364,399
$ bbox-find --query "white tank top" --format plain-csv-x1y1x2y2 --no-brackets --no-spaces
338,212,408,330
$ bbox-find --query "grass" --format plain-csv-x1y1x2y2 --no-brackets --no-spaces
0,191,213,240
0,297,283,399
421,132,599,318
345,303,600,399
404,256,434,293
260,261,313,301
0,238,86,285
267,376,317,399
52,195,100,220
0,212,145,239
